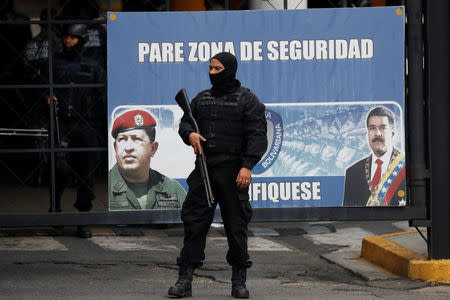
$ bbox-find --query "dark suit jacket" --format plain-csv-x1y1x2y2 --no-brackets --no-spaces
342,149,406,207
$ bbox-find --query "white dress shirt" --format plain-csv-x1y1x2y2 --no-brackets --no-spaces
370,147,393,181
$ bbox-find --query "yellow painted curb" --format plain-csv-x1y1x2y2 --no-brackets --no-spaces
361,231,450,283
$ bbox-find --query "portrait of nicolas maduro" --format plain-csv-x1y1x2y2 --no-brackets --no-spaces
343,106,406,207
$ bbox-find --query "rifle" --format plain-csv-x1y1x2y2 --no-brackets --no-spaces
175,88,215,207
52,96,61,148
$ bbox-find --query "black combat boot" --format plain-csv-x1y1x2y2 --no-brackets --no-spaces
168,264,194,298
231,266,249,298
76,225,92,238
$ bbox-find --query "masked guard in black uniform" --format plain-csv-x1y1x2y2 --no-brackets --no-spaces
169,52,267,298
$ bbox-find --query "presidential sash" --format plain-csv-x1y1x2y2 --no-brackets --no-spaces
366,153,405,206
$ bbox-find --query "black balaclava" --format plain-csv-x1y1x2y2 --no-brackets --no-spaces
209,52,241,96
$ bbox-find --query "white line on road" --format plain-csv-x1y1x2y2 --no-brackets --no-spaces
91,236,179,251
209,237,292,252
0,237,68,251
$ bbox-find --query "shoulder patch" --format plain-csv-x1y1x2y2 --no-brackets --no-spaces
114,181,124,191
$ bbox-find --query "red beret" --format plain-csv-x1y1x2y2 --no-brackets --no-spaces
111,110,157,138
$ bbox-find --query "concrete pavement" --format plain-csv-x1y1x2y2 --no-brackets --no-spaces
1,221,450,299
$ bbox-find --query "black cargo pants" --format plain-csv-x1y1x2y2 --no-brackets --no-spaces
178,163,252,269
52,122,98,212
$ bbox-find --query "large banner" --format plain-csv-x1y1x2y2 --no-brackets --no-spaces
107,7,405,210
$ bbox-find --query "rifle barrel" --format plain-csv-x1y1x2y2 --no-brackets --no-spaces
176,88,215,207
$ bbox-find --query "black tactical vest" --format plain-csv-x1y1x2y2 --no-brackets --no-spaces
53,55,101,120
196,89,246,154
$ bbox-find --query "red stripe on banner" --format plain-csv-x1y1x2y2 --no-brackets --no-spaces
383,166,406,206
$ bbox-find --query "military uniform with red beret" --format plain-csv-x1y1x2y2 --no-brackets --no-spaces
109,165,186,210
109,109,186,210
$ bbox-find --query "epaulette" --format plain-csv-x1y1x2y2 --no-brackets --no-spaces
149,169,164,185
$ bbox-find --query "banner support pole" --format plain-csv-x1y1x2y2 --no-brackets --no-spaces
425,0,450,259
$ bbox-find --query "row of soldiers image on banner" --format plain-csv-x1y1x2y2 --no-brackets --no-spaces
107,103,406,210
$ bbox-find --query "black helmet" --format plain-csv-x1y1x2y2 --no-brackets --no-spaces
66,24,89,45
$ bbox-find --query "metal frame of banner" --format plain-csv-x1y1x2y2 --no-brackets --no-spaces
0,1,430,229
0,207,426,227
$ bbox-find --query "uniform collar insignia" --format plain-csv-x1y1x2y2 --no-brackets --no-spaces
114,180,124,192
155,183,164,191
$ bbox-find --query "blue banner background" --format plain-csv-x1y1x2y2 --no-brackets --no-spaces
108,7,404,110
107,7,405,208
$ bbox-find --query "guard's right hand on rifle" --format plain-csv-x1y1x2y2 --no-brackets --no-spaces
188,132,206,155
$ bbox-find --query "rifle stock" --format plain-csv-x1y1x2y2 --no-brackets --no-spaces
175,88,215,207
175,89,191,115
